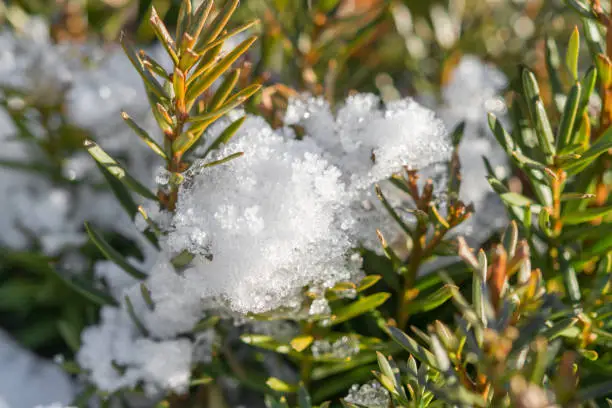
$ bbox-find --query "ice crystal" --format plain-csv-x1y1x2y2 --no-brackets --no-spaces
311,336,360,359
0,21,76,107
440,55,508,133
344,381,391,408
155,166,172,186
309,298,332,316
286,94,451,250
167,116,357,314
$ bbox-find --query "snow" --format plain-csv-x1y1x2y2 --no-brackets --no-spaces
344,381,390,408
78,94,452,393
0,330,74,408
164,95,450,315
77,306,193,397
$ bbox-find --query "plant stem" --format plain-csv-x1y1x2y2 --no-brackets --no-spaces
551,168,563,236
397,219,426,329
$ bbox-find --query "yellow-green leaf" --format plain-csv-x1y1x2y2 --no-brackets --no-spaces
150,6,178,65
186,36,257,105
266,377,297,393
331,293,390,326
290,335,314,352
566,26,580,80
562,206,612,225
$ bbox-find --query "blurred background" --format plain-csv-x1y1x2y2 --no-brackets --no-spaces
0,0,580,99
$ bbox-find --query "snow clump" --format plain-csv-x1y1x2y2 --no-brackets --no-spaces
77,94,452,394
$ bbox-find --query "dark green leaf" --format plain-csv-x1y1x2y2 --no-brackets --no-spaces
95,162,139,220
298,383,312,408
576,380,612,402
557,83,581,149
85,139,158,201
53,271,118,307
545,37,564,111
564,0,596,19
562,205,612,225
85,222,148,280
57,320,81,352
403,285,454,315
376,184,413,235
488,113,514,153
534,100,556,158
565,127,612,174
582,18,604,55
541,318,578,340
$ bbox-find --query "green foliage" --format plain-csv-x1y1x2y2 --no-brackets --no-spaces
0,0,611,407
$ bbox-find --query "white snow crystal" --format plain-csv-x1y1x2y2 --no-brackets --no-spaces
0,23,161,253
440,55,508,132
161,94,450,315
344,381,390,408
286,93,452,250
311,336,360,359
167,116,358,314
286,94,451,191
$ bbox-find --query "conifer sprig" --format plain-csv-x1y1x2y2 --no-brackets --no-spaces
87,0,260,212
